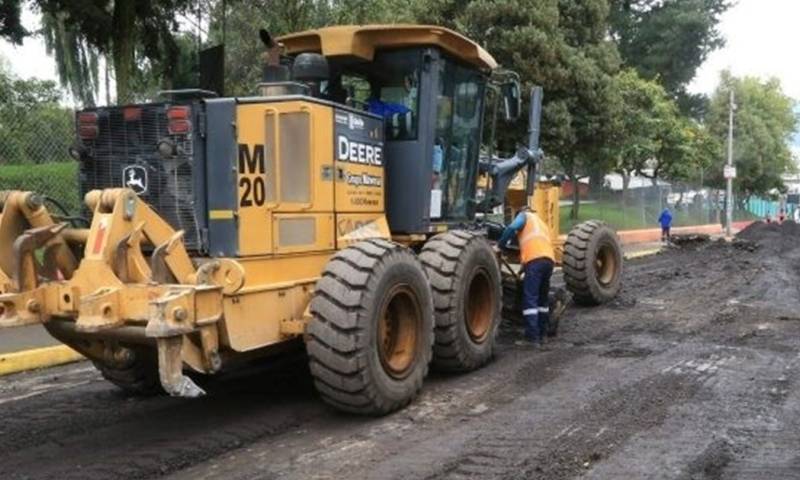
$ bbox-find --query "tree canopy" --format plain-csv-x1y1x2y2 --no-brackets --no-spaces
0,0,24,44
413,0,621,218
0,61,73,165
609,0,730,95
706,72,797,197
0,0,198,103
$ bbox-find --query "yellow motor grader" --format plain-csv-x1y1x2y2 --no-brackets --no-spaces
0,25,621,415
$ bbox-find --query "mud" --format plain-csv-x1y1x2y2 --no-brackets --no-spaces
3,226,800,479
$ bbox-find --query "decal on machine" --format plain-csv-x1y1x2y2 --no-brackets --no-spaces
122,165,148,195
348,114,365,130
337,217,388,244
337,136,383,166
238,143,267,207
345,172,382,187
333,108,385,210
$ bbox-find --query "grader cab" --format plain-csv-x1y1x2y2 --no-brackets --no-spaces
0,25,621,415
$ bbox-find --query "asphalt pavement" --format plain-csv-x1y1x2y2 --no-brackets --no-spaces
2,231,799,479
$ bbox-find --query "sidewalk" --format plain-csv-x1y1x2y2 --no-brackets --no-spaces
0,324,60,355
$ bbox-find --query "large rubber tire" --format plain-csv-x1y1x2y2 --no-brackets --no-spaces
563,220,623,306
420,230,501,372
501,274,524,325
93,348,163,396
307,239,434,416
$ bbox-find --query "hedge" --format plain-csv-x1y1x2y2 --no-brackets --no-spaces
0,161,81,213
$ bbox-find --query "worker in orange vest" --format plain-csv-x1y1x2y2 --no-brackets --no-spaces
498,206,556,346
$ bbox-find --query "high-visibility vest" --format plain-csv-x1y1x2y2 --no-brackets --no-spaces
518,212,555,264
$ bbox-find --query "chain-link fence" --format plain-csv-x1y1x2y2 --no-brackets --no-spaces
0,102,81,214
559,174,759,233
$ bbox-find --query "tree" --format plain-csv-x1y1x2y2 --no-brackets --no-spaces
609,0,730,115
607,68,718,214
706,71,797,198
208,0,327,97
413,0,622,219
0,62,74,165
0,0,24,44
607,69,665,204
207,0,412,96
30,0,196,103
661,119,717,185
40,10,100,106
126,32,204,102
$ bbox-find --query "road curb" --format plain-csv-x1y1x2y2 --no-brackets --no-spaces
0,345,84,376
624,247,662,259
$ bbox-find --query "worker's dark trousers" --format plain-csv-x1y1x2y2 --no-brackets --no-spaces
522,258,554,342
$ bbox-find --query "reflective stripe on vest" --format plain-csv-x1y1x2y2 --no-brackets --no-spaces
517,212,555,264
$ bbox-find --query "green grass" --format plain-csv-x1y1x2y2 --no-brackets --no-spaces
0,162,80,213
560,201,650,231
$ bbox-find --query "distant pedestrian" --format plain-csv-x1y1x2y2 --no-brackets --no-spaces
658,208,673,244
778,209,786,223
497,207,555,347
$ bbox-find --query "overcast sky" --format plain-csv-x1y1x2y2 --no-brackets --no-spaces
1,0,798,101
0,7,54,82
688,0,800,100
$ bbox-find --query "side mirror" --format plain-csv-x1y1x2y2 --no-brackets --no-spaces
501,80,521,121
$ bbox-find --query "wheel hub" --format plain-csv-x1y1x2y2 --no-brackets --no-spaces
595,242,617,286
465,268,494,343
377,284,420,379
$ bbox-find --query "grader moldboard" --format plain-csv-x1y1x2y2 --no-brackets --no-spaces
0,25,622,415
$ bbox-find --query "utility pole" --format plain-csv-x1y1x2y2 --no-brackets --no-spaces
725,89,735,237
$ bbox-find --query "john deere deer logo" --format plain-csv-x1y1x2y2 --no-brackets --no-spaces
122,165,148,195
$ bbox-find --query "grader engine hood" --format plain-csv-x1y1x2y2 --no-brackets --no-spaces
229,100,386,257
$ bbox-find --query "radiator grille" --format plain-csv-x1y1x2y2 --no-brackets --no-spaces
78,103,202,250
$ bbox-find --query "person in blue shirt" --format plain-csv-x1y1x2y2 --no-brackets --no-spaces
367,98,410,118
658,208,673,243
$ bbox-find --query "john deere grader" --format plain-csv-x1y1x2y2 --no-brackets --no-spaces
0,25,621,415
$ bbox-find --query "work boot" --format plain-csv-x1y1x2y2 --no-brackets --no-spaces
514,338,538,348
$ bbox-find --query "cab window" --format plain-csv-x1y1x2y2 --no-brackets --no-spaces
338,49,421,141
432,57,486,219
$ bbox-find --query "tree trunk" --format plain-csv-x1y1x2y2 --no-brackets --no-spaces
571,176,581,220
104,55,110,106
111,0,135,104
621,172,630,209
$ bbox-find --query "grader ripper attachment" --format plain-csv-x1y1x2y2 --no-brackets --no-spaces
0,189,220,396
0,25,621,415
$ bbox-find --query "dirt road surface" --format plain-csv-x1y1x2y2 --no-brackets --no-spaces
2,222,800,479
